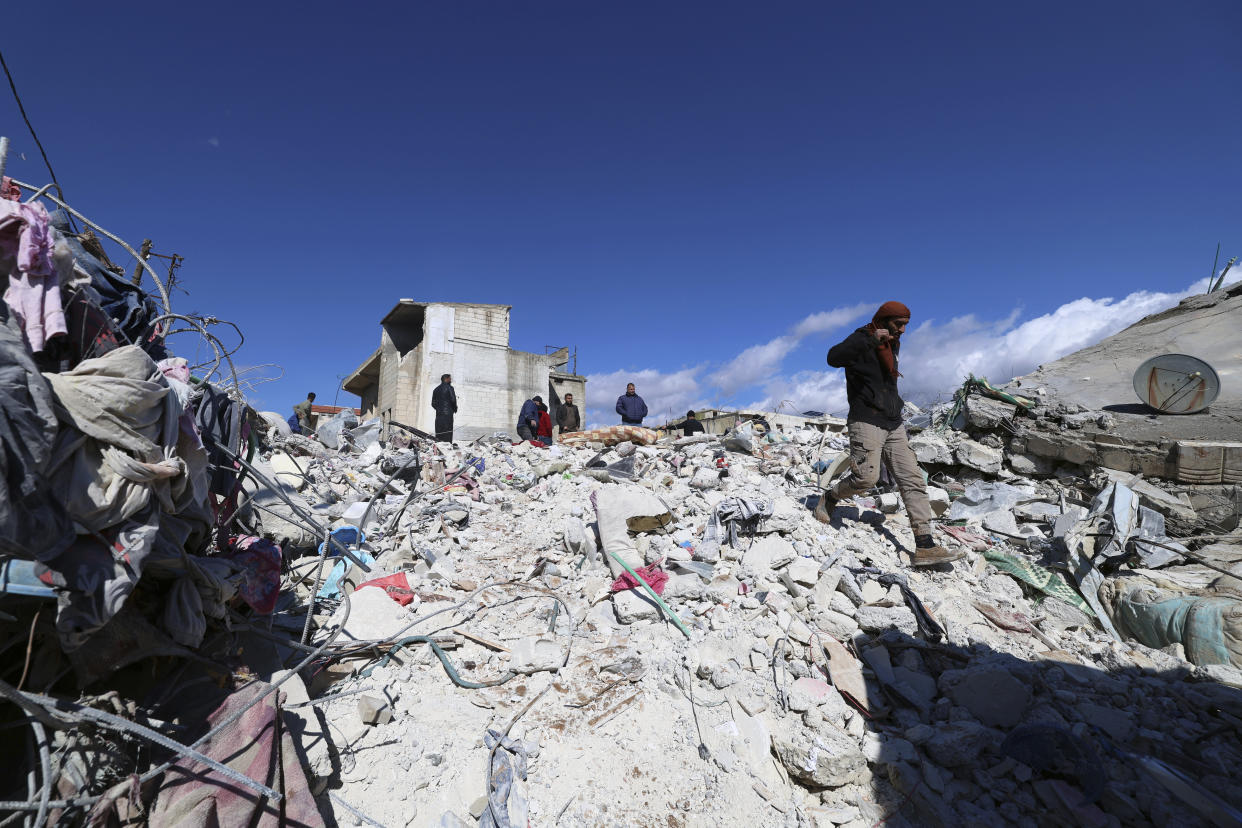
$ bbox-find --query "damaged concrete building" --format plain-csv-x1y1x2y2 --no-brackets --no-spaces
341,299,586,440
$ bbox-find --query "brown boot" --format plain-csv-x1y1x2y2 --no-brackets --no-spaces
814,491,838,524
912,534,965,566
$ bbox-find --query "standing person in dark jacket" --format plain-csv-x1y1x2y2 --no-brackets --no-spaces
816,301,962,566
616,383,648,426
516,396,542,441
431,374,457,442
556,393,581,435
682,410,705,436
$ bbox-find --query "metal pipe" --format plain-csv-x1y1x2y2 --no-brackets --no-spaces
0,136,8,183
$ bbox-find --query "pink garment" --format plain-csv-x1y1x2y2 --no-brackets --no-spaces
0,177,20,202
0,200,66,352
157,356,192,383
610,560,669,595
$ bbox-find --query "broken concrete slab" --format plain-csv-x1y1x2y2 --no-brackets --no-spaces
941,668,1032,728
773,729,866,788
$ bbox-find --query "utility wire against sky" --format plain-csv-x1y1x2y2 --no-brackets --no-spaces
0,47,75,230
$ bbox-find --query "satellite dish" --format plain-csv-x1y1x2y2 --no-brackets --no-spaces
1132,353,1220,414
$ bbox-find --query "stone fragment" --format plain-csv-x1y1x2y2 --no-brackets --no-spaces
508,638,563,674
689,468,720,490
741,536,796,572
862,733,917,765
358,694,393,726
891,666,937,708
855,604,919,636
790,677,837,707
942,668,1032,728
811,569,843,606
910,431,955,465
612,589,661,623
773,729,866,788
926,486,951,517
922,721,993,767
877,492,901,514
859,580,887,605
1076,701,1135,743
787,557,820,586
1008,453,1056,476
965,396,1017,430
955,439,1003,475
812,608,859,640
787,616,813,645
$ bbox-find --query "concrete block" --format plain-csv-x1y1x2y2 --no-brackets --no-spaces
358,694,392,726
1173,440,1241,484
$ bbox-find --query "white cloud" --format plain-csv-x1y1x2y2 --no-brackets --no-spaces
580,269,1241,427
791,303,872,338
583,365,707,428
207,136,221,148
707,335,798,396
895,270,1240,403
747,369,850,417
707,303,869,396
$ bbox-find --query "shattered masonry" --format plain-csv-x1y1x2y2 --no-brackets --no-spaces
1,171,1241,828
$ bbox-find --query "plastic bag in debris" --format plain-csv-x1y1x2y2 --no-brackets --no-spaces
348,418,382,452
721,421,756,454
1100,578,1242,668
316,410,359,449
479,729,529,828
945,480,1039,521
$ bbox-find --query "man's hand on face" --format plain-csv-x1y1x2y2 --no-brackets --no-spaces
873,326,893,343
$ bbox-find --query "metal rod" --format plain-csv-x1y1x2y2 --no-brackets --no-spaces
0,136,9,182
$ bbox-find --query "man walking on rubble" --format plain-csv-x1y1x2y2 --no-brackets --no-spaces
516,395,542,441
816,301,963,566
293,392,316,436
682,410,705,436
616,382,648,426
431,374,457,442
556,392,581,435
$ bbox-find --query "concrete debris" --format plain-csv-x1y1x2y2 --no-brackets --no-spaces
3,211,1242,827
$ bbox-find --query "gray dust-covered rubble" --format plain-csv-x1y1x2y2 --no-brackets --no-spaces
256,406,1242,827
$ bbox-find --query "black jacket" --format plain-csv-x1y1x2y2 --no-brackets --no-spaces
682,418,705,435
556,403,581,433
431,382,457,417
827,327,903,429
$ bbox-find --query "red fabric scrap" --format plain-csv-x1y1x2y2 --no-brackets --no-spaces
0,178,20,202
610,561,669,595
358,572,418,606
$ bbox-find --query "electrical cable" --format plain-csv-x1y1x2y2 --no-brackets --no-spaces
0,48,73,225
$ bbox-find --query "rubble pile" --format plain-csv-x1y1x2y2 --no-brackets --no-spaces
253,407,1241,827
2,184,1240,826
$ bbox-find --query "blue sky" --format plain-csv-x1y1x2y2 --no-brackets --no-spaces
3,2,1239,426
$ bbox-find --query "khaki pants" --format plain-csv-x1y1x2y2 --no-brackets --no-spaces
829,421,934,537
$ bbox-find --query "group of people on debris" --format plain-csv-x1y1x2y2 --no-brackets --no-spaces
289,300,960,567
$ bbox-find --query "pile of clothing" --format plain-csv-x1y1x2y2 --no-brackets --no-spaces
0,195,273,684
